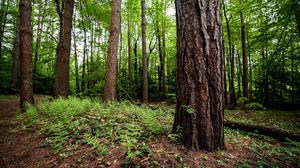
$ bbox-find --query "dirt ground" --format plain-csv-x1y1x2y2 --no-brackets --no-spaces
0,99,60,168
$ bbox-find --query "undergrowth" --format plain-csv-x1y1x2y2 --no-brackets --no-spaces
15,97,300,167
17,97,173,162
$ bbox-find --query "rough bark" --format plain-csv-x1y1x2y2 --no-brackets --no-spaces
103,0,121,101
53,0,74,97
239,5,248,99
19,0,34,110
141,0,148,103
11,16,20,93
172,0,225,151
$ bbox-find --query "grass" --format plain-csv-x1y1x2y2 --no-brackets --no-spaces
14,97,300,167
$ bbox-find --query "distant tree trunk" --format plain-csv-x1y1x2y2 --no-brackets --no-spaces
172,0,225,152
291,44,294,104
291,0,300,36
90,21,94,88
127,15,133,96
161,0,166,95
72,14,80,94
237,49,241,99
134,39,138,97
33,1,45,92
239,5,248,99
19,0,34,110
53,0,74,97
11,16,20,93
223,0,236,106
103,0,121,101
0,0,8,60
141,0,148,103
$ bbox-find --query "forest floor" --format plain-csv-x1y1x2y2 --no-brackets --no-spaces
0,96,299,168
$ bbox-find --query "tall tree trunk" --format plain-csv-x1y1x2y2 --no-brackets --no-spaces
134,39,138,97
19,0,34,110
172,0,225,152
141,0,148,103
72,13,80,94
161,0,166,95
53,0,74,97
103,0,121,101
222,0,236,106
291,44,294,104
11,16,20,93
0,0,8,60
89,21,94,89
33,1,45,93
237,49,241,99
239,5,248,99
127,13,133,96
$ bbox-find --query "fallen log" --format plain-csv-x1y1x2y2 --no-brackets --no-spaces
224,120,300,142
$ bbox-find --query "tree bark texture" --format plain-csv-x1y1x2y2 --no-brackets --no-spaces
141,0,148,103
53,0,74,97
19,0,34,110
172,0,225,152
103,0,121,101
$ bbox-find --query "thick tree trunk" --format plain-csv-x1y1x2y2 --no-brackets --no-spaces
240,6,248,99
53,0,74,97
172,0,225,152
141,0,148,103
11,16,20,93
19,0,34,110
103,0,121,101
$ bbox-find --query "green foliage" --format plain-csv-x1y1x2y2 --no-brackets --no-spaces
20,97,173,159
245,102,266,111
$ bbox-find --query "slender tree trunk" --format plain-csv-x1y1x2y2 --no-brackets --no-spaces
0,0,8,60
33,1,45,92
19,0,34,110
103,0,121,101
223,0,236,106
11,16,20,93
172,0,225,152
53,0,74,97
134,39,138,97
161,0,166,95
72,13,80,93
127,14,133,96
239,4,248,99
237,50,241,99
90,21,94,88
141,0,148,103
291,44,294,104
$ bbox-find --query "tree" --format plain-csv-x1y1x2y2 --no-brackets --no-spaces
141,0,148,103
53,0,74,97
11,16,20,93
19,0,34,110
172,0,225,151
103,0,121,101
240,0,248,99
